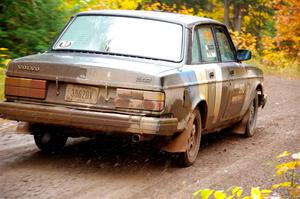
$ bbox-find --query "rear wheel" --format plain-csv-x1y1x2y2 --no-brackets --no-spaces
32,125,68,153
245,94,259,137
177,109,202,167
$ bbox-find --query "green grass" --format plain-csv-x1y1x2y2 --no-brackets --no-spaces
0,68,5,100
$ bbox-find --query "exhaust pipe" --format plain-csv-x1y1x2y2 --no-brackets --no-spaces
132,134,153,142
132,134,142,142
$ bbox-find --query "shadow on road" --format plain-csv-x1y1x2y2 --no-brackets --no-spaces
5,128,260,172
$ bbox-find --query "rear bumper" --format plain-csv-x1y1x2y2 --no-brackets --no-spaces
0,102,178,136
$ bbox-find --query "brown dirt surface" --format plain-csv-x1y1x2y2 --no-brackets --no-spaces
0,76,299,199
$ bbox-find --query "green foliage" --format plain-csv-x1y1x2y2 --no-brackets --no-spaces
0,0,76,59
193,152,300,199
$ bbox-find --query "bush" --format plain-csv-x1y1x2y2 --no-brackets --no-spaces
0,0,73,59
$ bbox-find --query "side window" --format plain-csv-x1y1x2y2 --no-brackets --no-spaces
197,27,217,63
191,30,200,64
215,27,235,62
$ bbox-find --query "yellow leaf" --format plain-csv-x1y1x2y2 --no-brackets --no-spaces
261,189,272,197
251,187,261,199
276,151,290,159
236,189,243,198
272,184,281,189
193,189,214,199
261,189,272,194
286,162,297,169
201,189,214,199
232,187,241,195
0,48,8,51
214,191,226,199
276,164,290,177
280,182,291,187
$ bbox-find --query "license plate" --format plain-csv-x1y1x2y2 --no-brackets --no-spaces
65,84,99,104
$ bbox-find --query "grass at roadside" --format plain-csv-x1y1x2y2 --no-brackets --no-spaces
259,64,300,79
249,59,300,79
0,68,5,100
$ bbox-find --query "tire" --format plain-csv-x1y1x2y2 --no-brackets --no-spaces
245,93,259,137
32,125,68,153
177,109,202,167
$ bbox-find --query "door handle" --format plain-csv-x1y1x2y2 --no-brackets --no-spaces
209,71,215,79
229,70,235,76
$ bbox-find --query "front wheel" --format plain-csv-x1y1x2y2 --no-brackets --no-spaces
32,126,68,153
245,94,259,137
177,109,202,167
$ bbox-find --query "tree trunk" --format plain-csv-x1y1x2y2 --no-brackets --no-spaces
236,9,244,33
233,2,240,32
233,2,247,33
224,0,231,28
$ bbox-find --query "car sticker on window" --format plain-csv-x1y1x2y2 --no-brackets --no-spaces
56,41,73,49
204,31,213,40
205,45,216,58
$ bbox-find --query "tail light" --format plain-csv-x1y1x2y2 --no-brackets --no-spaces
5,77,47,99
115,88,164,111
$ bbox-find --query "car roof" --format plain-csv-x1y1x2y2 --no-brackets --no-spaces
75,10,223,27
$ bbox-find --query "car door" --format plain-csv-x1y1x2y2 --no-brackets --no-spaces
213,26,248,120
191,25,232,129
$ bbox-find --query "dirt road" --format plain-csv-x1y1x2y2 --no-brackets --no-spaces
0,76,299,199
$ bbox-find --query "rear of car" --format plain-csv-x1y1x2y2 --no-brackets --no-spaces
0,12,185,147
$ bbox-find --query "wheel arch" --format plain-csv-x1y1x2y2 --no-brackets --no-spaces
195,100,207,129
162,99,207,154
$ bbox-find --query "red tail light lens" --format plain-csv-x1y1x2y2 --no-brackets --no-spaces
5,77,47,99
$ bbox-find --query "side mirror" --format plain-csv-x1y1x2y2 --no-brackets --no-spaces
237,49,251,61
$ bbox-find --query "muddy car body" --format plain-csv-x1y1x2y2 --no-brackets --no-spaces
0,10,266,166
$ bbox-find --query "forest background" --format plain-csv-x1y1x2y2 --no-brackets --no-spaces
0,0,299,78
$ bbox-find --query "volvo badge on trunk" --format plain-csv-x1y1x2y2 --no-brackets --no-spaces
136,76,152,83
17,64,40,72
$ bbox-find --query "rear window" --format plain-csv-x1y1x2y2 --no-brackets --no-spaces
53,15,183,62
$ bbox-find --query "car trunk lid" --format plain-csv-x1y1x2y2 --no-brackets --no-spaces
7,52,177,90
5,52,177,112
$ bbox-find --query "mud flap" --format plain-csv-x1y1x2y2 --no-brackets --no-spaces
162,112,195,153
16,122,31,134
231,110,250,134
261,94,267,108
